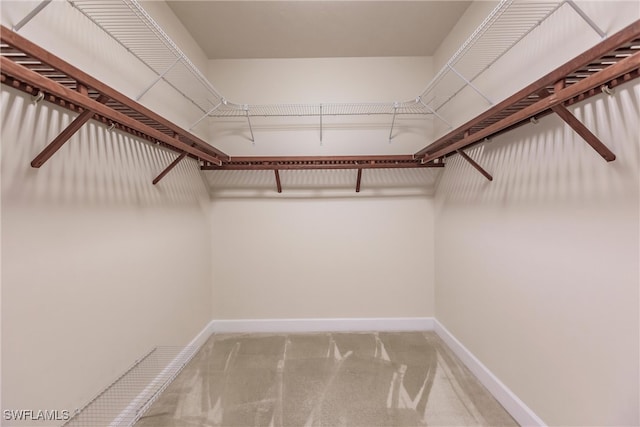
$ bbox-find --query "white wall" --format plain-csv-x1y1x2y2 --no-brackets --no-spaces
1,2,213,424
435,82,639,426
210,195,435,320
205,37,438,321
433,2,640,425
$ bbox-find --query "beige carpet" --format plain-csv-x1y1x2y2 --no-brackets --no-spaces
135,331,518,426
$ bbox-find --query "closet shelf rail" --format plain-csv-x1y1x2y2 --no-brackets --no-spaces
65,0,590,127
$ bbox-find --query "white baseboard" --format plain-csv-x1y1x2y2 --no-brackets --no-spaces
185,319,217,349
433,319,546,427
210,317,435,333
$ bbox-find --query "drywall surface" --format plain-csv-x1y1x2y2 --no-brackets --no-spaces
1,2,214,424
207,56,434,156
204,167,442,198
209,56,431,104
431,2,640,425
0,83,212,426
434,77,639,425
209,195,435,320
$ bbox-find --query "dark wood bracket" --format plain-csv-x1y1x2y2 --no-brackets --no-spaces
152,132,189,185
31,93,109,168
552,104,615,161
356,168,363,192
153,152,187,185
539,86,615,161
456,149,493,181
274,169,282,193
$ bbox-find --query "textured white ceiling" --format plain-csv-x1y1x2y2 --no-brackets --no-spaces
166,1,471,59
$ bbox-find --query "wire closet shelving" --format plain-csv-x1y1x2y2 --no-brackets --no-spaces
2,1,637,425
60,345,203,427
63,0,605,135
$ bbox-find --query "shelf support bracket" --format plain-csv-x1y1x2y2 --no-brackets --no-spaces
12,0,52,32
244,105,255,143
31,93,109,168
389,102,398,143
274,169,282,193
456,148,493,181
153,151,187,185
447,63,493,105
319,104,323,144
418,97,453,129
136,56,181,101
565,0,606,39
355,168,363,192
540,86,615,161
189,101,222,130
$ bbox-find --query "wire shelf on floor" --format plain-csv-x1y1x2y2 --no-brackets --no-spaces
62,345,202,427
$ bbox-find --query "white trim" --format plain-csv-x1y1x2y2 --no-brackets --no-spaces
210,317,435,333
433,319,547,427
183,319,217,350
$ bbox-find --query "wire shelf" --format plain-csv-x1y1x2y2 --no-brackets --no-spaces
69,0,225,116
420,1,564,113
62,345,204,427
67,0,571,125
212,100,431,118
